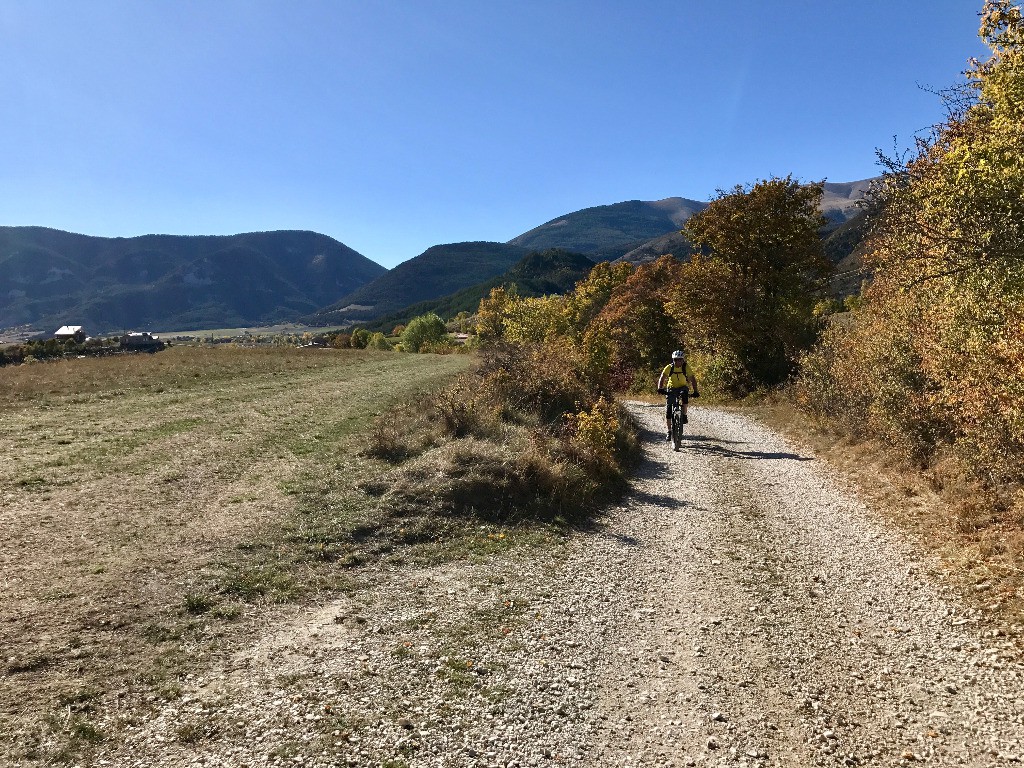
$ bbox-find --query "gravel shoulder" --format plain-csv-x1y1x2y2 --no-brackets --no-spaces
86,404,1024,767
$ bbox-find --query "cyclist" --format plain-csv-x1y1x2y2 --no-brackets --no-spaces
657,349,700,440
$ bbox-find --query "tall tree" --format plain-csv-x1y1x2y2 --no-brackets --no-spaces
678,175,831,390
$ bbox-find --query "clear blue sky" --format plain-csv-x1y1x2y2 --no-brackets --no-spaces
0,1,989,268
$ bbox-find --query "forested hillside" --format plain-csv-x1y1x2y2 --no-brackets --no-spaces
315,241,529,324
507,198,707,259
0,228,384,333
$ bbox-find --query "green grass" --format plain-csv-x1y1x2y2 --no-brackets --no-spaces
0,346,471,764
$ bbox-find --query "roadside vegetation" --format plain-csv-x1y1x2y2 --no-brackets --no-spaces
793,1,1024,588
456,1,1024,620
472,174,831,399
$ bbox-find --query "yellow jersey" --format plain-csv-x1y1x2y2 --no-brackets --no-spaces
661,362,691,389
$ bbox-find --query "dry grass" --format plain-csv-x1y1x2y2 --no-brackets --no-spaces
751,400,1024,630
0,346,470,763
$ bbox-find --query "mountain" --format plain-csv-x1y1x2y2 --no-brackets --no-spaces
0,227,385,333
606,179,874,268
314,241,529,324
510,180,872,268
508,198,708,257
819,179,873,224
824,209,873,296
363,248,596,332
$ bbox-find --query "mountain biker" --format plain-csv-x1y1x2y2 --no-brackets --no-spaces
657,349,700,440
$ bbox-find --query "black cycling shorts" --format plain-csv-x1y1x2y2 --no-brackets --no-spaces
665,388,688,420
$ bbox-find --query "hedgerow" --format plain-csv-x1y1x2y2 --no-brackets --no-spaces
794,1,1024,531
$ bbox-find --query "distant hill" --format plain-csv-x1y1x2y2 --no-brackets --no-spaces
613,231,695,266
513,180,872,269
2,179,875,335
819,179,873,224
508,198,708,256
363,248,596,332
0,227,385,334
314,241,529,324
824,209,873,297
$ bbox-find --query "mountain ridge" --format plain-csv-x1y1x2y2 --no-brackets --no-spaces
0,227,385,334
2,179,874,333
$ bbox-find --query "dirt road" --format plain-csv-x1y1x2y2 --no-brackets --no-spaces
88,405,1024,767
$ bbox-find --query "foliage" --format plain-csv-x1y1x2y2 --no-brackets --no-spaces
1,337,120,367
795,1,1024,524
349,328,370,349
586,256,684,391
471,179,830,399
678,176,832,393
401,313,448,353
365,343,637,526
367,332,392,350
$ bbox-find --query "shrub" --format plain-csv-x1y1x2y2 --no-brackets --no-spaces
367,332,392,350
401,313,448,353
361,344,639,532
349,329,370,349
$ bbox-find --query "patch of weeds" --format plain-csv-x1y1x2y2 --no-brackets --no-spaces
157,682,183,700
211,602,243,620
68,719,104,744
392,642,413,658
235,540,270,551
6,651,52,674
319,710,363,734
141,622,182,644
220,562,299,601
484,683,516,704
183,592,216,615
397,740,420,757
438,657,478,690
57,688,100,713
175,720,217,744
176,722,203,744
276,672,307,688
269,741,304,759
383,760,411,768
279,480,303,496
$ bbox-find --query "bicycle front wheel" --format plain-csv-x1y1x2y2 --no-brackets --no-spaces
671,410,683,450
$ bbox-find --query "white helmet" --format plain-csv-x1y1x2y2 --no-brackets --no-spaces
671,349,685,360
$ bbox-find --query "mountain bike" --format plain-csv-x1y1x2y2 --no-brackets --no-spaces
662,386,688,451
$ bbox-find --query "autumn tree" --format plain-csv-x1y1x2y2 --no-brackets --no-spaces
678,175,832,391
587,256,684,390
797,0,1024,514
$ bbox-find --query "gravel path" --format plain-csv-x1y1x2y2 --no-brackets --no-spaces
89,405,1024,767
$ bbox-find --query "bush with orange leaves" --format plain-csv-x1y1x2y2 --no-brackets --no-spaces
795,1,1024,529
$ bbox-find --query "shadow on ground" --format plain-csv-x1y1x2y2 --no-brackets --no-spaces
636,421,812,463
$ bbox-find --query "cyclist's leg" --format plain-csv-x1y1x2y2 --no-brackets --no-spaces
664,394,673,438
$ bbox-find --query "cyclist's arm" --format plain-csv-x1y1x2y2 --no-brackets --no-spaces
656,367,668,391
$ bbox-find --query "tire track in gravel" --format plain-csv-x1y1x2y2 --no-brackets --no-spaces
591,404,1024,767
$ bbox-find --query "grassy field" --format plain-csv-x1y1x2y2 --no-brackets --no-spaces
0,346,471,762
